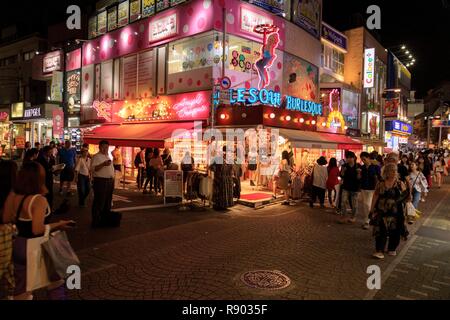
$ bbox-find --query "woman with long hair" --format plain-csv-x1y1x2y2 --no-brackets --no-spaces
326,158,340,208
2,161,74,300
409,162,428,209
310,156,328,208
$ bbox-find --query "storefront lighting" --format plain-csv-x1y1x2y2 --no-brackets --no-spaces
220,114,226,120
401,45,406,50
241,113,247,118
344,126,349,130
269,113,276,119
285,115,292,121
311,120,316,125
299,118,305,123
405,50,410,54
35,51,40,55
322,122,326,127
134,32,138,36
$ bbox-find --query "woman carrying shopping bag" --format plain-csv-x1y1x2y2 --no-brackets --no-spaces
2,161,75,300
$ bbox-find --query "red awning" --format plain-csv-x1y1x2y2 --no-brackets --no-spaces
319,133,364,150
83,122,196,148
278,129,363,150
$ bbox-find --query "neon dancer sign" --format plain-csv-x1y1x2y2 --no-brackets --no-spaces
254,24,280,90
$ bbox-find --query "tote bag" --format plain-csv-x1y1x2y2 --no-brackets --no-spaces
26,225,51,292
42,231,80,279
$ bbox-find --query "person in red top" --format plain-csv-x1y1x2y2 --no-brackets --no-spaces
326,158,340,208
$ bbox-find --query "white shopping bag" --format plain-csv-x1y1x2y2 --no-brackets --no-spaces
406,202,417,218
26,226,51,292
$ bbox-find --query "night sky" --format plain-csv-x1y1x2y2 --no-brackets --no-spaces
1,0,449,98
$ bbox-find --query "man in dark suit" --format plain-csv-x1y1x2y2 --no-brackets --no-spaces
37,145,56,209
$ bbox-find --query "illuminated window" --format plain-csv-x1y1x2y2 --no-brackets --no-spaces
168,32,215,74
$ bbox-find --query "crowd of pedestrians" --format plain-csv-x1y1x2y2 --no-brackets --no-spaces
304,148,449,260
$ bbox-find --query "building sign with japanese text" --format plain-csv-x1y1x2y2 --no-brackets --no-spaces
149,13,178,42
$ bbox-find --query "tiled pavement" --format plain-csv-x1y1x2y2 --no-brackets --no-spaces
35,181,450,300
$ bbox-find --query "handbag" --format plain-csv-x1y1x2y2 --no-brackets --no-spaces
405,202,417,218
26,225,52,292
42,231,80,279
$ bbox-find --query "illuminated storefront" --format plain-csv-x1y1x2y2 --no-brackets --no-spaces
0,108,11,158
385,120,412,152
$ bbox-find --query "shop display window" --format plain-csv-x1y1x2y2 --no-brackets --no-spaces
227,35,260,75
168,32,215,74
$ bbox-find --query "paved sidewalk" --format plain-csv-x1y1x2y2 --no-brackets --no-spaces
35,180,450,300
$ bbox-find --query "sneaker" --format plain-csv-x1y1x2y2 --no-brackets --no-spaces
421,198,426,203
373,252,385,259
347,218,356,224
388,251,397,257
282,201,290,206
250,180,255,187
362,223,370,230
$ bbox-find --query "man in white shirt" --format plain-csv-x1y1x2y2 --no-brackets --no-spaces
90,140,115,228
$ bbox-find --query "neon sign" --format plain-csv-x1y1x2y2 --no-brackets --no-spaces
229,88,282,107
173,93,209,118
92,100,112,122
326,111,346,129
285,96,323,116
254,24,280,90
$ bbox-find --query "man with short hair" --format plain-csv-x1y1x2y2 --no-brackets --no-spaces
339,152,362,224
360,152,380,230
58,140,77,196
90,140,115,228
37,145,56,209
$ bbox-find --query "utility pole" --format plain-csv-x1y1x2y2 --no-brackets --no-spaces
427,117,431,148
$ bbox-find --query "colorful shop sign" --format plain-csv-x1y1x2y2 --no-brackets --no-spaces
118,0,130,28
149,13,178,43
386,120,412,135
384,98,400,118
321,23,347,51
229,88,282,107
228,88,322,117
100,91,211,123
243,0,289,17
364,48,376,88
43,51,63,73
23,107,43,119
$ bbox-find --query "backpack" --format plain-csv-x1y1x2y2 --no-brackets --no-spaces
134,152,142,168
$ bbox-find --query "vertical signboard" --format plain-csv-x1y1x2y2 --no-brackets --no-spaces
51,71,64,102
52,108,64,138
364,48,376,88
95,64,101,100
101,60,114,101
157,46,166,95
138,50,154,98
118,0,130,27
81,64,95,106
130,0,142,22
66,70,81,114
114,59,121,100
123,55,138,99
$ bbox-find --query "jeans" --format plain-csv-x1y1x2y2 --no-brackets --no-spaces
143,168,156,192
310,186,326,206
412,189,421,209
327,188,336,206
77,174,90,206
342,190,359,218
361,190,375,223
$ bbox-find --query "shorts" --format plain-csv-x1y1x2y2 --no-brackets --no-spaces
60,166,75,182
248,164,257,171
114,164,122,171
